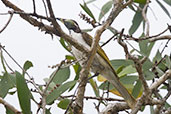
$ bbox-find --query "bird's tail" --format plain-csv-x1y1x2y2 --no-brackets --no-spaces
102,69,136,109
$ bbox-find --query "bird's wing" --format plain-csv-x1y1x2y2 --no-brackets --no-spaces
82,32,116,72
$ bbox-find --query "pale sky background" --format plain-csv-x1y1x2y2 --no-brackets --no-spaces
0,0,171,114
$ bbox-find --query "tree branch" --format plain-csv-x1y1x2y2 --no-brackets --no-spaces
0,97,21,114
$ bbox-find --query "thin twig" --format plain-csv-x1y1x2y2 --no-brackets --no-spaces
32,0,36,14
42,0,48,17
0,11,13,33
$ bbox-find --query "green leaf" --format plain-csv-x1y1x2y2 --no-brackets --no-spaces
134,0,146,4
23,60,33,74
129,4,144,35
139,40,155,56
0,73,15,98
110,59,134,69
142,58,153,71
16,71,31,114
120,75,138,85
164,0,171,6
132,80,142,98
118,65,136,77
165,55,171,69
144,70,155,80
51,67,70,85
73,64,81,80
46,108,51,114
60,38,70,52
58,99,70,110
98,0,113,21
46,80,76,104
99,82,113,90
86,0,97,4
80,2,96,21
153,50,162,62
65,55,75,60
156,0,171,19
89,75,100,97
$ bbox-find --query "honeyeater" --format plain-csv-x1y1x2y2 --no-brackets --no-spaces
57,18,136,109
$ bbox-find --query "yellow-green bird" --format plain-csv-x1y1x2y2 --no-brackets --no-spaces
57,18,136,109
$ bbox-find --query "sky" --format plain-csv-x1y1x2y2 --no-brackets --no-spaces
0,0,171,114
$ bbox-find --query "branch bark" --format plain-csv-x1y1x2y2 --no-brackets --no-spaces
0,97,21,114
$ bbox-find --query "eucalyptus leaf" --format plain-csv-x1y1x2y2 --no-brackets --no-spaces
89,75,100,97
120,75,138,85
110,59,134,69
58,99,70,110
60,38,70,52
80,3,96,21
0,73,14,98
157,0,171,19
51,67,70,85
129,4,144,35
16,71,31,114
98,0,113,21
132,80,142,98
164,0,171,6
118,65,136,77
46,80,76,104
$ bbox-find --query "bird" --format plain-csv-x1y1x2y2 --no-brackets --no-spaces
56,18,136,109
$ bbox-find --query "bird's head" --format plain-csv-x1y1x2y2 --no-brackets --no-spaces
57,18,81,33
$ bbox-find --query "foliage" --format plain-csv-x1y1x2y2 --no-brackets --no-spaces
0,0,171,114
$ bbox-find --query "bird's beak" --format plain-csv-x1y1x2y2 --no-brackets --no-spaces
56,18,65,24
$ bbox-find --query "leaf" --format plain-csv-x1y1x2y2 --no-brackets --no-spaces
139,40,155,56
144,70,155,80
142,58,153,71
89,75,100,97
23,60,33,74
132,80,142,98
0,73,15,98
73,64,81,80
51,67,70,85
164,0,171,6
156,0,171,19
134,0,146,4
16,71,31,114
46,80,76,104
165,55,171,69
65,55,75,60
58,99,70,110
118,65,136,77
98,0,113,21
153,50,162,62
86,0,97,4
110,59,134,69
80,2,96,21
120,75,138,85
60,38,70,52
46,108,51,114
129,4,144,35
